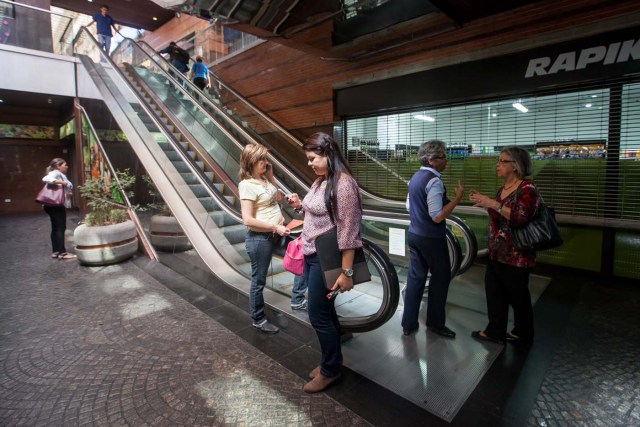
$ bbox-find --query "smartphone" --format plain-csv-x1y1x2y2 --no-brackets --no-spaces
327,288,340,300
278,188,291,199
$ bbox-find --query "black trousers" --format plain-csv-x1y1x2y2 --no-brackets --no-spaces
44,205,66,254
483,258,534,341
401,233,451,330
193,77,207,90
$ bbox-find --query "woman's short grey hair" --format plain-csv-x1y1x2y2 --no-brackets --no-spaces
501,146,533,178
417,140,446,166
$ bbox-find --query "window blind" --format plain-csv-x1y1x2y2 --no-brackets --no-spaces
345,78,640,224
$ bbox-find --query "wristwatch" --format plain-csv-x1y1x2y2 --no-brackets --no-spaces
342,268,354,278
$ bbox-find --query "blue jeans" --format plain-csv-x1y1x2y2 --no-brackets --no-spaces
291,274,307,306
97,34,111,53
305,254,342,377
245,231,277,324
401,233,451,330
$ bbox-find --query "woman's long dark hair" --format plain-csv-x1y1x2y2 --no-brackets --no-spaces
302,132,355,223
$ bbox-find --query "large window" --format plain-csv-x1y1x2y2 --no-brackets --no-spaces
345,82,640,223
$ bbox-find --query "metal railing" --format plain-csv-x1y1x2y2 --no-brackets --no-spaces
0,0,75,55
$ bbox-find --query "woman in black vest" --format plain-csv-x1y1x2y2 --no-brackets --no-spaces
401,140,463,337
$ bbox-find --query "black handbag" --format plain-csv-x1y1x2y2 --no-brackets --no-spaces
315,228,371,289
511,201,563,251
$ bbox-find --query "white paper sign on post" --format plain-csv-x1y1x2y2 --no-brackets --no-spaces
388,227,406,257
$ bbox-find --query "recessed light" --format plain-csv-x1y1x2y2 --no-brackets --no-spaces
585,103,592,108
591,94,598,98
512,102,528,113
491,113,497,117
413,114,435,122
0,99,3,103
153,17,158,21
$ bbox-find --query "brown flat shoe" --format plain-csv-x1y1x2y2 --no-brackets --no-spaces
303,373,340,393
308,366,320,379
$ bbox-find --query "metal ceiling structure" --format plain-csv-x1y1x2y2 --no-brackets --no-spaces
159,0,543,59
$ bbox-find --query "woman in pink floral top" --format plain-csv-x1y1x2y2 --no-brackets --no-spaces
286,132,362,393
469,147,540,345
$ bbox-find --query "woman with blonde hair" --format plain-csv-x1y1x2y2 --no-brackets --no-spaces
42,158,76,260
239,143,289,333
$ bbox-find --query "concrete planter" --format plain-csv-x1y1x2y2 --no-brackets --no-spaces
149,214,191,252
74,220,138,266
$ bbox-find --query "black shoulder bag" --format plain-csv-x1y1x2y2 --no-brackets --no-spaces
510,192,563,251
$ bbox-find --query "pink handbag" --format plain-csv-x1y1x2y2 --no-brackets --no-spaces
35,183,65,206
283,236,304,275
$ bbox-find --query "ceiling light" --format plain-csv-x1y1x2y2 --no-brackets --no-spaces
512,102,528,113
591,94,598,98
491,113,497,117
414,114,435,122
153,17,158,21
585,103,592,108
0,99,3,103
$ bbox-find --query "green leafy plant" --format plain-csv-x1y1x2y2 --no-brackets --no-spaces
142,173,172,216
78,169,138,226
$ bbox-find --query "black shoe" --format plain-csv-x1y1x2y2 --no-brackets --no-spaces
402,324,419,336
471,330,504,344
429,325,456,338
507,331,532,345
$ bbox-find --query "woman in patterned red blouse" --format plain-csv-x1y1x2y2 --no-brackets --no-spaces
285,132,362,393
469,147,540,345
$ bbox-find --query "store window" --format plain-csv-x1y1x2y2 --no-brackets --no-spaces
345,82,640,222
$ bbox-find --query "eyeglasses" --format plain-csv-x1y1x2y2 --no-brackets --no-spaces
432,155,447,160
497,159,515,164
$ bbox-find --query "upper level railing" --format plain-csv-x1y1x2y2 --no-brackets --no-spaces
0,0,76,55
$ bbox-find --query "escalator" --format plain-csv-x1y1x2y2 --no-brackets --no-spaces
128,38,478,277
74,28,400,333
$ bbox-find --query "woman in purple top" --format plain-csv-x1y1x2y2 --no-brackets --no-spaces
286,132,362,393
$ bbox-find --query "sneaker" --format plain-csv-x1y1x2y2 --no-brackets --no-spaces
291,300,308,311
252,320,279,334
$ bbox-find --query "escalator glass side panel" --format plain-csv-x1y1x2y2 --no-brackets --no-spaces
78,31,404,333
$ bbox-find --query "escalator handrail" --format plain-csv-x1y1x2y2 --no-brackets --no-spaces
112,35,480,276
446,215,478,275
136,39,303,150
121,37,310,197
75,103,158,262
75,29,244,227
76,30,403,333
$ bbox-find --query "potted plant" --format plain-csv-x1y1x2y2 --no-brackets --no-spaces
143,174,191,252
73,170,140,265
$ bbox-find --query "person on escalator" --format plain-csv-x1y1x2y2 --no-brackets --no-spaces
85,4,118,54
158,41,190,74
285,132,363,393
239,143,290,334
401,140,463,339
189,56,210,91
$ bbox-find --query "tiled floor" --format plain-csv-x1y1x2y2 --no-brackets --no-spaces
1,212,639,426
